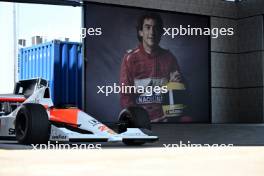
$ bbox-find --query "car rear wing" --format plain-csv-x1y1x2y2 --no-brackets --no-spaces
14,78,48,98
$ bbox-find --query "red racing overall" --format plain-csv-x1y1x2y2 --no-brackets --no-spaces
120,44,182,121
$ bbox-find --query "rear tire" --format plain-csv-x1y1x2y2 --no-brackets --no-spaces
15,103,50,144
118,106,151,146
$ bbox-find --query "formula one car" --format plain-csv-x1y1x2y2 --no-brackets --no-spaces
0,78,158,145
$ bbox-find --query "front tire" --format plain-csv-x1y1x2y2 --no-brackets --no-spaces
118,106,151,146
15,103,50,144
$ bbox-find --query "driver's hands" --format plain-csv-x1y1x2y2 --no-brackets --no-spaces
170,71,181,82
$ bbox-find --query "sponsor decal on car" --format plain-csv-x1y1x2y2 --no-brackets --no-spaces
88,119,100,127
51,135,67,140
98,125,116,134
8,128,15,135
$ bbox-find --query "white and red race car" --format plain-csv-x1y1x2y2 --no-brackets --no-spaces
0,79,158,145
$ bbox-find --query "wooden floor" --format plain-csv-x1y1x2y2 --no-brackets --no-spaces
0,147,264,176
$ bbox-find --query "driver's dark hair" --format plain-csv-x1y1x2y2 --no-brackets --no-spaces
136,12,164,42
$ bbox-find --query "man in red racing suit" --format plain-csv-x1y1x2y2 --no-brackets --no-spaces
120,13,183,122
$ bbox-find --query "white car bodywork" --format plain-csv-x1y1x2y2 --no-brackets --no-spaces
0,83,158,143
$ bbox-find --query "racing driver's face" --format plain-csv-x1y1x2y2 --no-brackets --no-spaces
139,18,162,49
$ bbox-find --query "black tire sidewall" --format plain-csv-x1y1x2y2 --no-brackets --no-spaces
15,106,30,143
127,107,151,130
15,104,50,144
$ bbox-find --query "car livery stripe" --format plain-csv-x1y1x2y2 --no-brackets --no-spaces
49,108,79,127
0,97,26,102
42,105,49,109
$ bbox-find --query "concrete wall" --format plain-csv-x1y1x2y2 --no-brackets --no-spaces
83,0,264,123
239,0,264,18
84,0,238,18
211,15,264,123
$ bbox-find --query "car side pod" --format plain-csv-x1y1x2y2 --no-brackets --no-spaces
48,125,158,143
48,107,158,145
